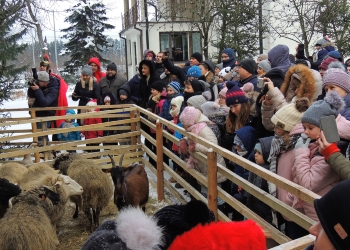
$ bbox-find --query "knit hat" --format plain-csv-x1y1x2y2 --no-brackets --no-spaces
254,143,262,154
271,98,310,132
180,106,202,126
257,54,268,61
170,96,184,117
82,207,163,250
219,67,231,79
104,96,111,103
82,65,93,76
168,220,266,250
37,71,50,82
315,36,330,46
225,81,248,107
301,91,345,127
219,87,228,98
215,63,223,71
154,200,215,250
167,81,181,94
190,52,203,63
328,51,341,60
187,66,202,78
319,57,338,70
201,101,226,117
86,99,98,112
323,68,350,93
186,79,204,93
295,59,311,68
107,62,117,71
222,48,235,59
237,59,257,75
314,180,350,250
187,95,207,111
258,59,271,73
151,80,164,92
119,89,128,96
264,68,285,89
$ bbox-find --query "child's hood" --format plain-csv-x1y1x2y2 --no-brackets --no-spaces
102,91,117,105
257,136,274,163
235,126,256,153
116,84,131,103
66,109,76,122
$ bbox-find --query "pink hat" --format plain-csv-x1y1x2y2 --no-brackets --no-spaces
179,106,201,126
219,87,228,97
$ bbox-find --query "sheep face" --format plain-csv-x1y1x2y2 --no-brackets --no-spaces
110,167,125,190
0,178,21,201
55,175,83,196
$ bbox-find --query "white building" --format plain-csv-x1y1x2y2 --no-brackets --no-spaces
120,0,220,79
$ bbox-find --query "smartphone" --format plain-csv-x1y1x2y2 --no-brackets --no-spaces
257,78,264,88
320,115,340,143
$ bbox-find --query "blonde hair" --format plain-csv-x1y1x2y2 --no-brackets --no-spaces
225,102,251,133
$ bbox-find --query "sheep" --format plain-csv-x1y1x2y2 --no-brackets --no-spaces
53,152,114,232
0,162,28,185
108,154,149,212
0,186,61,250
20,162,59,190
0,178,21,218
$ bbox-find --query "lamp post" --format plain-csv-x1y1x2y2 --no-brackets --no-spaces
258,0,263,54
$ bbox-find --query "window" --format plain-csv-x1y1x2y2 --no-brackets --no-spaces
159,32,200,62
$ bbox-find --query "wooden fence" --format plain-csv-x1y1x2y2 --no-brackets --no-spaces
0,104,318,249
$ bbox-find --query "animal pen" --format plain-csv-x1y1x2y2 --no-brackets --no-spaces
0,104,320,249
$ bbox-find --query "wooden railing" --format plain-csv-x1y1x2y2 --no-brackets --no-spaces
0,104,318,249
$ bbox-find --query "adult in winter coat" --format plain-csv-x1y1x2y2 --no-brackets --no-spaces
138,59,161,109
127,73,142,105
99,62,127,103
72,65,101,125
235,58,260,92
221,48,236,69
88,57,106,83
315,36,336,64
268,44,293,75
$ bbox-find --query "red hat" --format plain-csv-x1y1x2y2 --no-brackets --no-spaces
169,220,267,250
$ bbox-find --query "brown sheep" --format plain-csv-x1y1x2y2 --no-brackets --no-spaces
53,153,114,232
108,154,149,212
0,162,28,185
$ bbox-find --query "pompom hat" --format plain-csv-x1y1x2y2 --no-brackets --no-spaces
323,68,350,93
271,98,310,132
225,81,248,106
301,91,345,127
180,106,201,127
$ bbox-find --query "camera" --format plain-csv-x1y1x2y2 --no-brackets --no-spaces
28,79,39,86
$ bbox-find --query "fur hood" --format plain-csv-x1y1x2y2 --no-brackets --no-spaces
138,59,156,79
321,41,335,49
280,64,316,103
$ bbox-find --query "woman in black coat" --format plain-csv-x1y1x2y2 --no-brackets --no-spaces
138,59,160,109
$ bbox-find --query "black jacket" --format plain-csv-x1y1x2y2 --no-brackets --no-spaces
138,59,160,109
72,79,101,106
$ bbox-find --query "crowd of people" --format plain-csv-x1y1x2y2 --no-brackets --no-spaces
26,38,350,249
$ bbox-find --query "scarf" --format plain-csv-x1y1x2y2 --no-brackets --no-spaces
267,133,300,227
185,122,207,169
62,122,76,137
81,77,93,91
183,91,202,104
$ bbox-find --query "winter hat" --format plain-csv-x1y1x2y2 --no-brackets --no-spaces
215,63,223,71
238,58,258,75
167,81,181,94
225,81,248,107
66,109,76,115
187,95,206,111
257,54,268,61
154,200,215,250
328,51,341,60
82,65,93,77
254,143,262,154
187,66,202,78
295,59,311,68
222,48,235,59
327,61,347,73
151,80,164,92
319,57,338,70
201,101,226,117
219,87,228,98
301,91,345,127
258,136,274,163
219,67,231,79
168,220,266,250
37,71,50,82
263,68,285,89
271,98,310,132
190,52,203,63
234,135,246,152
170,96,184,117
234,126,256,153
179,106,202,126
323,68,350,93
82,207,163,250
314,180,350,250
107,62,117,71
186,79,204,93
258,59,271,73
86,99,98,111
104,96,111,103
316,36,330,46
119,89,128,96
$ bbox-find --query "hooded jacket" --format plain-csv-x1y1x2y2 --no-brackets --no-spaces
268,45,293,75
88,57,106,83
57,109,81,141
138,59,160,109
317,42,336,63
116,84,134,105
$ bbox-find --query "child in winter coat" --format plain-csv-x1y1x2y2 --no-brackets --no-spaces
160,81,181,121
81,100,103,155
183,79,205,105
101,92,118,146
57,109,81,152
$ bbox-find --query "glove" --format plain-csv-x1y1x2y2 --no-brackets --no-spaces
295,134,311,149
189,142,196,152
179,139,188,154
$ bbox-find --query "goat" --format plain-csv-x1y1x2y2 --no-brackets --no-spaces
0,178,21,218
108,154,149,212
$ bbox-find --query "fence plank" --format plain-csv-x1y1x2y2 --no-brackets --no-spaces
207,150,218,221
269,235,315,250
30,110,40,162
156,121,164,202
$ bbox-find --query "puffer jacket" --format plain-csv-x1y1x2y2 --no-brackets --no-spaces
183,114,227,183
57,122,81,141
327,152,350,180
99,73,127,102
287,142,341,222
82,116,103,139
72,78,101,106
88,57,106,83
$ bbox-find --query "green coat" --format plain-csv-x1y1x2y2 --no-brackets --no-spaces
327,152,350,180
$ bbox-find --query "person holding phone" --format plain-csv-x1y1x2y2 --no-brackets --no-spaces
287,91,345,224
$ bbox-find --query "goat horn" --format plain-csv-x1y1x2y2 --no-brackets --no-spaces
108,154,116,168
118,154,125,168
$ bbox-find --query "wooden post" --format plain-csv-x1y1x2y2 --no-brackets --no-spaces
156,120,164,202
130,110,137,148
136,109,141,145
42,121,49,161
30,110,40,163
207,149,218,221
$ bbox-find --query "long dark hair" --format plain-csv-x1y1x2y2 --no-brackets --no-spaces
225,102,250,133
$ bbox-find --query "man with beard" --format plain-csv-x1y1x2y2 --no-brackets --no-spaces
99,62,127,104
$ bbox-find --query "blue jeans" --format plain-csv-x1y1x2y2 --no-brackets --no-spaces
36,121,52,142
